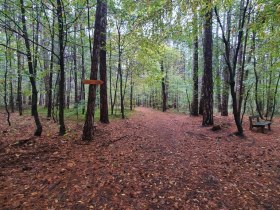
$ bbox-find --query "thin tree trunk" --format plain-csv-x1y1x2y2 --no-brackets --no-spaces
252,30,263,119
9,80,15,113
191,10,199,116
9,48,15,113
117,24,125,119
16,42,23,116
47,17,54,118
265,58,273,118
130,71,133,111
199,94,203,115
241,84,253,124
73,21,78,107
215,22,221,112
4,23,11,125
66,65,71,109
111,68,119,115
221,66,230,116
31,2,40,116
57,0,66,135
80,25,86,114
270,70,280,121
20,0,42,136
108,32,114,115
161,60,167,112
237,22,250,115
43,41,50,109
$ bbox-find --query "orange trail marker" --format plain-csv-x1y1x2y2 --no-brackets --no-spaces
82,80,104,85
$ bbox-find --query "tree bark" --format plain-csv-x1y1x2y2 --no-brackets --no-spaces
16,42,23,116
108,32,114,115
99,0,109,123
80,24,86,114
191,10,199,116
57,0,66,135
82,0,103,141
214,0,250,135
202,5,213,126
9,80,15,113
116,23,125,119
252,30,263,119
47,14,55,118
73,21,78,107
130,71,133,111
215,22,221,112
161,60,167,112
4,21,11,125
221,66,229,116
20,0,42,136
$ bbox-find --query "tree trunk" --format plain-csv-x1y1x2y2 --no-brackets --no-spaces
20,0,42,136
237,22,250,116
43,48,49,109
99,0,109,123
221,66,229,116
82,0,103,141
191,13,199,116
4,23,11,126
57,0,66,135
9,80,15,113
117,23,125,119
270,70,280,121
117,24,125,119
80,25,86,115
130,71,133,111
111,67,119,115
215,23,221,112
47,17,55,118
66,67,71,109
73,21,78,107
202,6,213,126
252,30,263,119
109,32,114,115
161,60,167,112
265,58,273,118
199,94,203,115
16,44,23,116
214,0,250,135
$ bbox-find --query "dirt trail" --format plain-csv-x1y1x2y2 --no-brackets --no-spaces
0,107,279,209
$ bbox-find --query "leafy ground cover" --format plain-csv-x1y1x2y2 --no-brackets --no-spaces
0,107,279,209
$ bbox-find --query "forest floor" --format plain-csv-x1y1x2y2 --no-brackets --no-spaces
0,107,280,210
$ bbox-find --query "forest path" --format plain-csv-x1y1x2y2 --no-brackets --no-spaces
0,107,280,209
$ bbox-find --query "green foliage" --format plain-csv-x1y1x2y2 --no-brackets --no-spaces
0,0,279,118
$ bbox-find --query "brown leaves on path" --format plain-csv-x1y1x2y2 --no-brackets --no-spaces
0,107,279,209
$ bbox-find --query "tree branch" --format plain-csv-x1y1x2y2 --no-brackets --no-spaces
0,23,60,60
0,43,28,56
